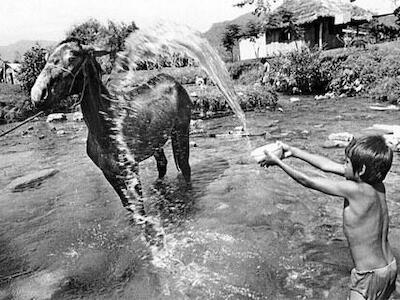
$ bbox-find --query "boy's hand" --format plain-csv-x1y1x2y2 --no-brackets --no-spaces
259,149,280,167
277,141,293,158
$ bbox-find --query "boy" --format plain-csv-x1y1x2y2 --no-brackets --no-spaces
260,135,396,300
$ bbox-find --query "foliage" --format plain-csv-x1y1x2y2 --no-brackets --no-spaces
187,84,278,118
242,20,263,41
272,47,329,94
369,77,400,105
366,18,400,43
0,83,33,124
227,59,264,82
264,8,302,41
233,0,276,16
66,18,195,70
17,44,48,94
66,19,137,51
222,24,242,61
66,18,138,72
394,6,400,26
131,67,207,85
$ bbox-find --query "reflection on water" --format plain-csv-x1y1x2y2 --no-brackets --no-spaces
0,96,400,299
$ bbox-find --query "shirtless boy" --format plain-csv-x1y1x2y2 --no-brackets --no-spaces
260,135,396,300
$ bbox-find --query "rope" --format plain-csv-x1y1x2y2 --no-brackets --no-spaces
0,110,44,138
0,55,93,138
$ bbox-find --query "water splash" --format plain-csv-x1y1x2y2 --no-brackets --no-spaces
114,21,247,130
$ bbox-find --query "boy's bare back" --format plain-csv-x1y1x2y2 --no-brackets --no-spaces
342,181,393,271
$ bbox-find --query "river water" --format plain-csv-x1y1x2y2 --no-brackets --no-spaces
1,96,399,300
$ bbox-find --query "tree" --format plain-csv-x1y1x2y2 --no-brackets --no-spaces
17,44,47,94
66,19,137,51
242,20,262,41
66,18,138,72
66,18,106,45
394,6,400,26
222,24,241,62
233,0,276,16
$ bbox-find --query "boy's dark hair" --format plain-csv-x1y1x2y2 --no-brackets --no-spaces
345,135,393,184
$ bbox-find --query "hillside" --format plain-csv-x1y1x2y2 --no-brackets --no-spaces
203,12,261,61
0,40,56,62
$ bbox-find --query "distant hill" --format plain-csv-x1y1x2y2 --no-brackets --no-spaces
203,12,261,62
0,40,56,62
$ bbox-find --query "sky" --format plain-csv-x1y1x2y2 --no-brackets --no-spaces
0,0,397,46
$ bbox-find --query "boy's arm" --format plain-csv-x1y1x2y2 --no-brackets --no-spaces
273,158,357,198
288,146,345,176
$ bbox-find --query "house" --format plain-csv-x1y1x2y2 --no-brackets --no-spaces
0,61,21,84
239,0,373,60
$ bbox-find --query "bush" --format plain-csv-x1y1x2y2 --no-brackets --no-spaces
227,59,263,81
271,47,330,95
186,84,278,118
17,45,48,94
327,47,400,97
369,77,400,104
0,83,35,124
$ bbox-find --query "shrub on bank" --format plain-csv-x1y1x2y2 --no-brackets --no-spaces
369,77,400,105
230,42,400,102
186,84,278,118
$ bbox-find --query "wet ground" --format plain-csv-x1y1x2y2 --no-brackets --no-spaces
0,96,399,300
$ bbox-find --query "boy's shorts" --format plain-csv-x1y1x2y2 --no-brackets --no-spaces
349,259,397,300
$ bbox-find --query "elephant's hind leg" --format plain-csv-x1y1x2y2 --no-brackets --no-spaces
154,148,167,180
171,125,191,182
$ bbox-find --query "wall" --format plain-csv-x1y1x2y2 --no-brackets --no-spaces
239,33,268,60
239,17,347,60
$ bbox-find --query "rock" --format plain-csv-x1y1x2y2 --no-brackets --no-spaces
189,141,197,147
370,124,400,135
290,97,300,103
369,105,400,111
46,113,67,123
265,120,280,127
322,140,349,148
189,92,198,97
7,168,59,192
190,119,205,134
216,203,229,210
234,126,244,132
328,132,354,142
56,130,66,135
314,124,324,128
315,92,335,101
72,111,84,122
27,126,34,131
325,92,335,98
38,135,45,139
383,134,400,151
315,94,328,101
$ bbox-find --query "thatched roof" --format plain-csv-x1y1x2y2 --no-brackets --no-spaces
269,0,373,26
